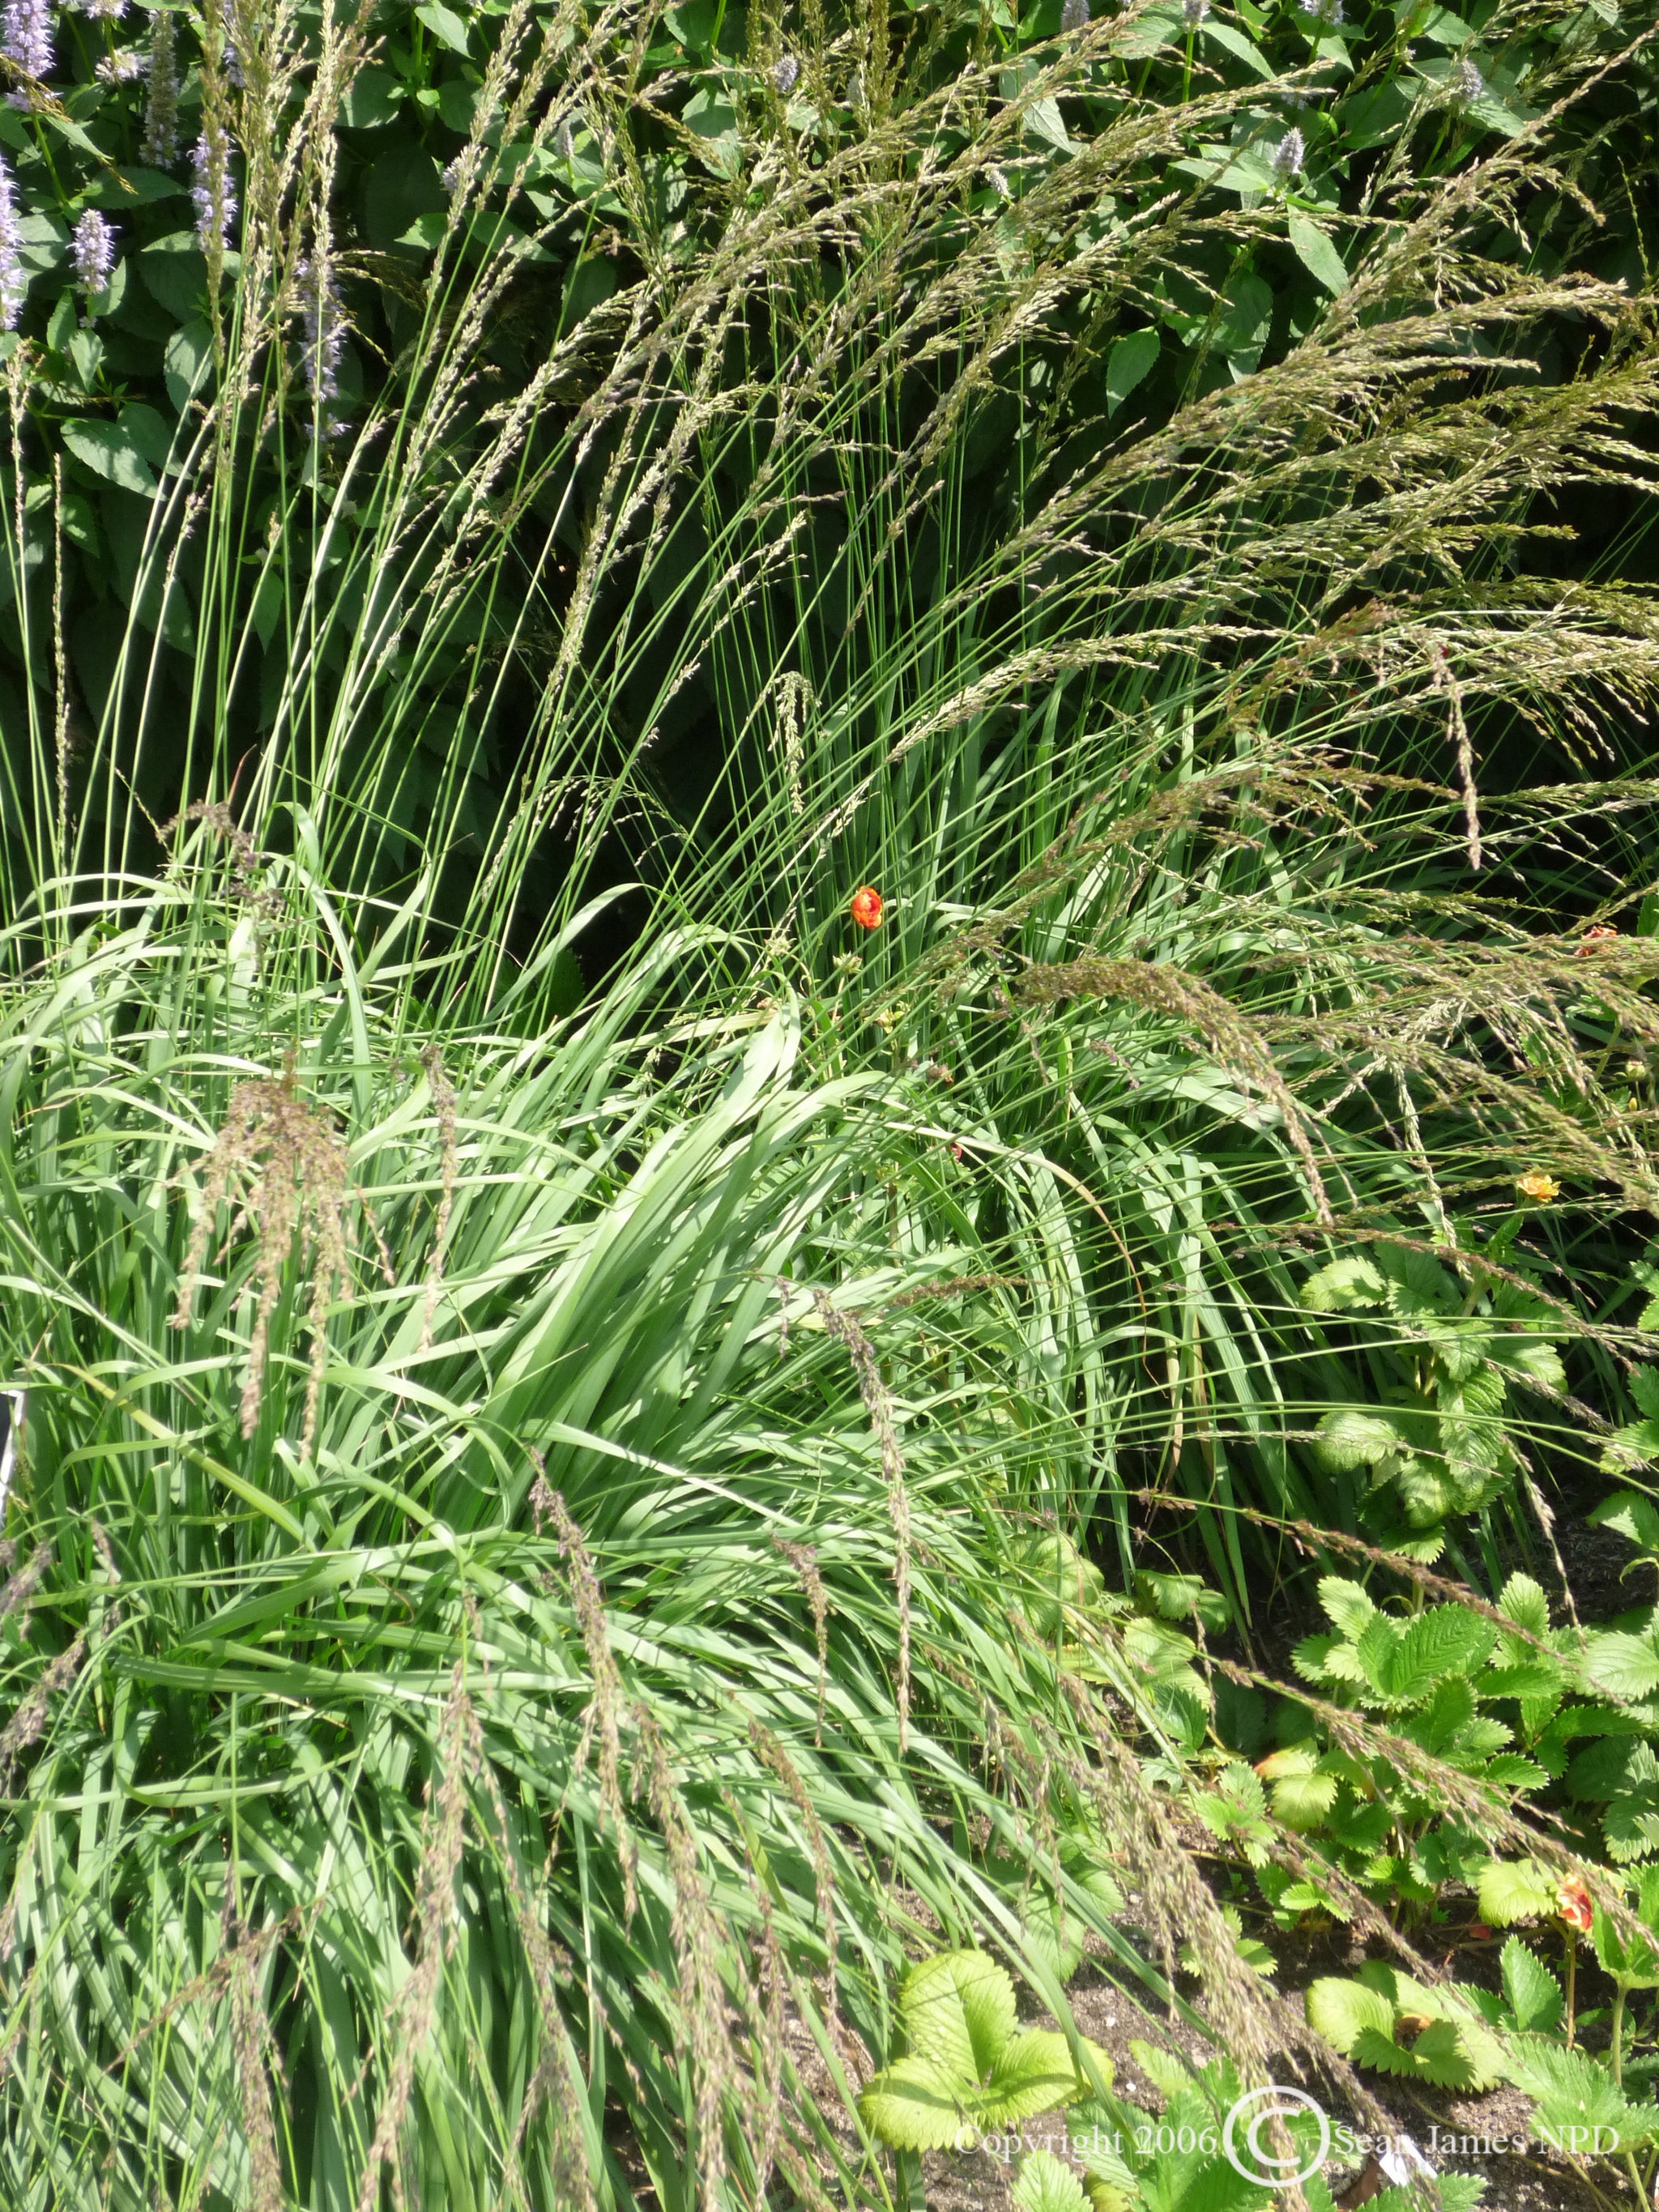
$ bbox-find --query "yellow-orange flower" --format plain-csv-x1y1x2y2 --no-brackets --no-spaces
849,886,885,931
1556,1878,1593,1933
1516,1170,1560,1204
1576,923,1618,955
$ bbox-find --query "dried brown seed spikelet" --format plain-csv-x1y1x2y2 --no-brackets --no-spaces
171,1059,349,1457
535,1467,639,1924
355,1667,472,2212
632,1702,743,2212
1012,957,1334,1226
0,1629,84,1792
770,1536,829,1744
470,1755,596,2210
748,1720,862,2089
221,1895,287,2212
808,1289,912,1755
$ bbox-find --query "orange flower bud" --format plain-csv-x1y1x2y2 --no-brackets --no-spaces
849,886,884,931
1556,1878,1593,1933
1576,923,1618,955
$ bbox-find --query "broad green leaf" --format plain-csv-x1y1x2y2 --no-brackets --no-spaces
858,2058,970,2151
163,322,215,412
899,1952,984,2082
1288,212,1348,295
1024,96,1072,151
1503,2039,1659,2143
1307,1975,1395,2052
415,2,471,52
62,419,156,497
1105,328,1159,413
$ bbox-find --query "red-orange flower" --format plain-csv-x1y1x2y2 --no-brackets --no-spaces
1576,923,1618,956
1556,1878,1593,1933
849,886,885,931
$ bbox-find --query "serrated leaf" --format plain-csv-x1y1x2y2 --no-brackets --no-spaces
1128,2040,1195,2100
1013,2150,1091,2212
1318,1576,1376,1639
1584,1632,1659,1700
1497,1572,1553,1640
1273,1770,1341,1830
1307,1976,1396,2052
1303,1255,1389,1311
1500,1937,1563,2031
1368,1606,1495,1703
902,1951,1013,2083
979,2031,1091,2125
1478,1858,1559,1926
1593,1903,1659,1989
859,2058,970,2150
1590,1491,1659,1557
1405,2015,1503,2091
1503,2038,1659,2140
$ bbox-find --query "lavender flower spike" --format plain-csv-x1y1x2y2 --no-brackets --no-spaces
1273,126,1306,178
298,254,346,405
1455,58,1484,100
772,53,799,93
0,154,24,330
1183,0,1209,24
2,0,53,84
77,0,126,18
190,123,236,252
1060,0,1090,28
72,209,117,295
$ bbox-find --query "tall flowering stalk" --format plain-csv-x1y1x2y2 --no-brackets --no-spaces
297,251,345,408
2,0,53,88
141,7,177,164
0,152,23,328
190,119,237,254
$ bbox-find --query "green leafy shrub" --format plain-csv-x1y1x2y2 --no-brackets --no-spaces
856,1949,1114,2153
1302,1242,1565,1535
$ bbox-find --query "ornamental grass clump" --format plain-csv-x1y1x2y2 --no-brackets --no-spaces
0,0,1655,2202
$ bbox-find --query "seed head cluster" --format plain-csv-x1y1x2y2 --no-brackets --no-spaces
170,1063,351,1457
